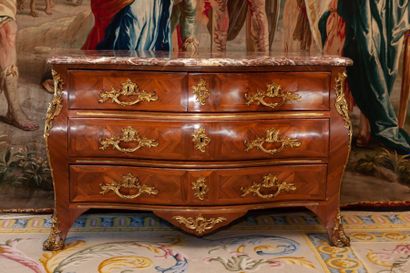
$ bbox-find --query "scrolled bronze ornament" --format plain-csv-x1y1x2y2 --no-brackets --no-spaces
192,127,211,153
334,72,352,148
99,126,158,153
99,79,158,106
192,79,210,105
172,215,227,235
192,177,209,200
330,211,351,247
44,69,64,138
244,128,301,155
241,174,296,199
100,173,158,199
43,215,65,251
244,82,301,109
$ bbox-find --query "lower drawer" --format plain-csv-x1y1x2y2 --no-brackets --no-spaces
70,164,327,205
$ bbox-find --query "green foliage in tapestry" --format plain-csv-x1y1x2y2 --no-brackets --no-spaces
0,145,20,183
0,137,52,190
351,148,410,186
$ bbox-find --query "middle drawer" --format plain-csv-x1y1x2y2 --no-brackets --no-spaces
69,118,329,160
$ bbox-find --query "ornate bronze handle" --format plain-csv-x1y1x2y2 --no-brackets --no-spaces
192,79,210,105
172,215,227,235
241,174,296,199
99,79,158,106
244,128,301,155
192,177,209,200
100,173,158,199
192,127,211,153
99,126,158,153
244,82,301,109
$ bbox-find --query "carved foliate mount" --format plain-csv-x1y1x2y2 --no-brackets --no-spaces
192,177,209,201
99,126,158,153
245,128,301,155
330,211,351,247
172,215,227,235
44,70,63,138
100,173,158,199
43,215,65,251
192,79,210,105
245,82,301,109
335,72,352,148
241,174,296,199
99,79,158,106
192,127,211,153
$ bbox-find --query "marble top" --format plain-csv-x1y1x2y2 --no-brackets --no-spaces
48,50,353,67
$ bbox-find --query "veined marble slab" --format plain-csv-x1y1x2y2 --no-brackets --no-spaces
48,50,353,67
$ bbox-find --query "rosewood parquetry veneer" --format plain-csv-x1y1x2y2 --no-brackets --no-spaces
43,51,353,250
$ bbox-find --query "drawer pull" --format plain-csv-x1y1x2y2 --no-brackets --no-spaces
244,129,301,155
99,126,158,153
241,174,296,199
192,79,210,105
244,82,301,109
99,79,158,106
172,215,227,235
100,173,158,199
192,127,211,153
192,177,209,200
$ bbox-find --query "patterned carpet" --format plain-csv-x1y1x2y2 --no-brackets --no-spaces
0,211,409,273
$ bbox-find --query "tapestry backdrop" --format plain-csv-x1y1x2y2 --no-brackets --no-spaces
0,0,409,209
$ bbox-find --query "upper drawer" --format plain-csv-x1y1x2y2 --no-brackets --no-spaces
188,72,330,112
68,70,187,111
